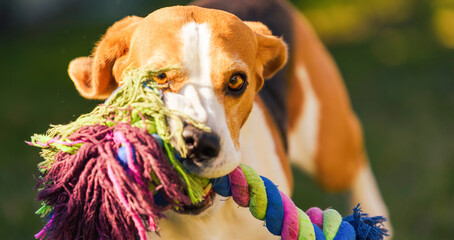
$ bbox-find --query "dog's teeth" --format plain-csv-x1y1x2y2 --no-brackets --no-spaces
203,183,212,195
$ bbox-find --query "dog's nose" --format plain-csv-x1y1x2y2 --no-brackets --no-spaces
182,124,220,162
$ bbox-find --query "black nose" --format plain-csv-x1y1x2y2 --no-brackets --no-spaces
182,124,220,162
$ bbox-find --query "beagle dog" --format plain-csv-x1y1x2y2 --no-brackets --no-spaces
67,1,390,239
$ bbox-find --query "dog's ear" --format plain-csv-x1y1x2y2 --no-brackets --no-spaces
244,21,288,80
68,16,142,99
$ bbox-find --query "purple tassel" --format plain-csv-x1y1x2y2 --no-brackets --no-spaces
36,123,190,239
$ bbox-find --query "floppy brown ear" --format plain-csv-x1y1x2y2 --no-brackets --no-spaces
68,16,142,99
244,21,288,80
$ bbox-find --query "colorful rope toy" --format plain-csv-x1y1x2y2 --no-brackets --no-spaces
28,67,388,240
211,165,388,240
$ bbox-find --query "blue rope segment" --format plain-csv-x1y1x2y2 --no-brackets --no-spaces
117,146,130,170
343,205,389,240
210,175,231,197
333,222,356,240
211,165,389,240
153,189,170,208
313,223,327,240
260,176,284,236
151,134,164,147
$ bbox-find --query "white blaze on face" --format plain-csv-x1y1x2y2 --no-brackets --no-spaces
163,22,241,178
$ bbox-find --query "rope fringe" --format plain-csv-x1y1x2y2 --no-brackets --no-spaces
343,205,389,240
29,67,388,240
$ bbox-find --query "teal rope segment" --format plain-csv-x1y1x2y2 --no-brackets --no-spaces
211,164,388,240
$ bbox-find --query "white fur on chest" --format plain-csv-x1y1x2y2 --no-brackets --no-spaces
239,102,290,195
151,104,288,240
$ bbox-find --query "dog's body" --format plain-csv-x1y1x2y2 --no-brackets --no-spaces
68,1,390,239
191,0,390,225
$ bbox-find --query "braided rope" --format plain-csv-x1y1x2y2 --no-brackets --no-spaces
212,164,359,240
29,67,388,240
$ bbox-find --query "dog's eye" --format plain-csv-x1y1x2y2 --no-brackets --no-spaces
152,73,168,84
228,73,246,92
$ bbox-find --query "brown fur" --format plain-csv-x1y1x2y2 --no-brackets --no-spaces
68,6,287,151
287,7,365,190
67,4,391,237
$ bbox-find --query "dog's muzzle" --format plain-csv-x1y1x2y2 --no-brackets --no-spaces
182,123,221,164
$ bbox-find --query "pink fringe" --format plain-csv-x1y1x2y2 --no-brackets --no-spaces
27,137,86,147
34,216,53,240
113,131,145,187
107,163,147,240
35,123,190,239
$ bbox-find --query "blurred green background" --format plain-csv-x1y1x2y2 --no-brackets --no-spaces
1,0,453,239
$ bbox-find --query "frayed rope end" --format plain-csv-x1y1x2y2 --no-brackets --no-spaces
343,204,389,240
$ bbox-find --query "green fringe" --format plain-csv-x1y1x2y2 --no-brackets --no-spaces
30,66,210,204
35,202,52,218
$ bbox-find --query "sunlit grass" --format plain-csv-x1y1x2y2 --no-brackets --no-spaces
433,8,454,48
292,0,412,44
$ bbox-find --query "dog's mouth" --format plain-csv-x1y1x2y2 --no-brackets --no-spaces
173,183,216,215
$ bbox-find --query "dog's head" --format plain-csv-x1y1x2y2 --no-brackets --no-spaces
68,6,287,178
